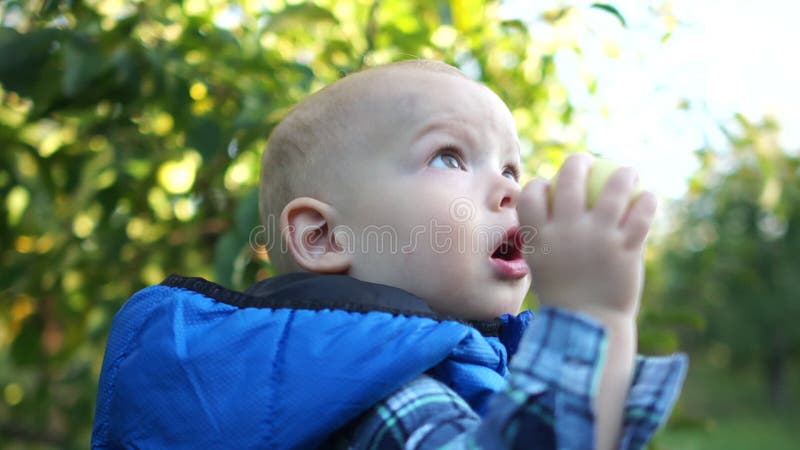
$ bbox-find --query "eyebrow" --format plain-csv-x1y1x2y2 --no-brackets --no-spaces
412,118,521,162
412,118,478,148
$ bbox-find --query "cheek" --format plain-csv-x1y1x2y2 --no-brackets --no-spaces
352,178,484,267
402,229,481,300
404,248,467,275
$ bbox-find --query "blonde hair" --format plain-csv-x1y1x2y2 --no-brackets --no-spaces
259,59,469,274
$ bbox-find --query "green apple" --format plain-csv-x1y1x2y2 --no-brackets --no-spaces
550,157,642,208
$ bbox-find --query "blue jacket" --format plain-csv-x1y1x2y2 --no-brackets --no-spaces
91,273,532,449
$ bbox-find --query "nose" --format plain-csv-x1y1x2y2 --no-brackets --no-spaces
490,175,520,211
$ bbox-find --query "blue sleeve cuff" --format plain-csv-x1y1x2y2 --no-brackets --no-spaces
508,306,689,450
621,353,688,449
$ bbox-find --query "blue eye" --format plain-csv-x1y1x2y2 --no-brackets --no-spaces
503,166,520,182
430,149,465,171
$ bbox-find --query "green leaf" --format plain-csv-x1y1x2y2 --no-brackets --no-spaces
214,231,244,288
235,187,260,239
450,0,485,32
541,7,570,24
38,0,60,17
187,118,223,159
0,28,61,97
10,314,44,366
590,3,627,27
62,36,105,97
263,4,338,33
105,47,141,102
500,19,528,34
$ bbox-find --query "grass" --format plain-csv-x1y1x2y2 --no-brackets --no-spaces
656,415,797,450
650,356,799,450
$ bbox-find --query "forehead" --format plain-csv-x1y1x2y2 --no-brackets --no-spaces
363,68,517,136
322,67,522,189
315,67,521,205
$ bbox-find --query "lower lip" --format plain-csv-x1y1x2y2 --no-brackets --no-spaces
490,257,529,279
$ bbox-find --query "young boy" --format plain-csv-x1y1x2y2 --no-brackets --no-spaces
92,60,686,449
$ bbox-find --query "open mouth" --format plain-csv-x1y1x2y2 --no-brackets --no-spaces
490,227,528,279
491,229,522,261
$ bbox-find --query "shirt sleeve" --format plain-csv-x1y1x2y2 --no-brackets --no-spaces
333,307,688,450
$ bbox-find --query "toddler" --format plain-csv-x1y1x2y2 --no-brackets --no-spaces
92,60,686,450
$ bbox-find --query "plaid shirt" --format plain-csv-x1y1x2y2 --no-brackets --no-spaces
332,307,687,450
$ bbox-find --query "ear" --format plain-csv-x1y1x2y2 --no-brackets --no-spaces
280,197,351,273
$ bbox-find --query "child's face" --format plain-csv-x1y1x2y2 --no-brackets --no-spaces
332,68,531,320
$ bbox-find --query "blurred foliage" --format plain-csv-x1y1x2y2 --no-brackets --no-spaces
653,115,800,409
0,0,682,447
654,358,799,450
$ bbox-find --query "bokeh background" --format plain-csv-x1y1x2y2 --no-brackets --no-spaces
1,0,798,448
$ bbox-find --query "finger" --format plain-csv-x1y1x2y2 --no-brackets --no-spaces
592,166,638,226
553,153,593,221
621,191,658,250
518,177,550,230
517,177,549,255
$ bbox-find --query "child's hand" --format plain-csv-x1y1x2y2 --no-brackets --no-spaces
517,153,657,321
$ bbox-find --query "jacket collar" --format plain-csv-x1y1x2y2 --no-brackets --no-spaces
246,273,520,337
162,272,526,339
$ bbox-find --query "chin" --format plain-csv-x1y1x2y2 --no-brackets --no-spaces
471,301,522,321
488,290,527,317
